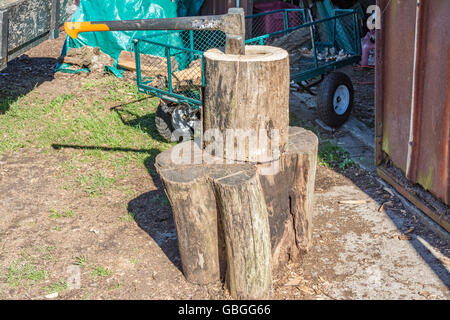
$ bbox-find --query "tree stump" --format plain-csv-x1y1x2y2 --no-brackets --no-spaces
155,127,318,299
203,46,290,162
155,45,318,299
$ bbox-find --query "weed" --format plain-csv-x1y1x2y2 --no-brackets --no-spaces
319,141,355,170
49,209,75,219
74,255,88,268
290,113,356,171
90,266,112,277
5,259,48,287
42,280,67,294
120,212,135,223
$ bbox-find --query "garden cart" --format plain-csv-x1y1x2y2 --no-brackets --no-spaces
132,8,361,141
65,7,361,142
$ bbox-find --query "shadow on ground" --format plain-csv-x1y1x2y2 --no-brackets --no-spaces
0,56,58,113
51,143,182,272
111,102,169,144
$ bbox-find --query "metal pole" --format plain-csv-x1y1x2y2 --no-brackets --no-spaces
0,9,9,70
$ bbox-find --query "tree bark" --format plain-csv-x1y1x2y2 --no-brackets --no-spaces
155,165,222,285
202,46,290,163
155,127,318,297
212,169,272,299
259,126,318,271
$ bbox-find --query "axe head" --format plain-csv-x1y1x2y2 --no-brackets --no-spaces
222,8,246,55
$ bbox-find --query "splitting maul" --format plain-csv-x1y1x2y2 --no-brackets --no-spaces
64,8,246,55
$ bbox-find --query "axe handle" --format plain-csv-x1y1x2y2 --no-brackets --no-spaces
65,15,224,39
64,8,245,55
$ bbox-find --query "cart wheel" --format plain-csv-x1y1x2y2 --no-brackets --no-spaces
155,100,177,142
155,100,198,142
317,72,354,128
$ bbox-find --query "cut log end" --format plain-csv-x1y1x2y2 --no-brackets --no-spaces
203,45,290,163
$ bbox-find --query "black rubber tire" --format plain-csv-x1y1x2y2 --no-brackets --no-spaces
155,100,177,142
317,72,354,128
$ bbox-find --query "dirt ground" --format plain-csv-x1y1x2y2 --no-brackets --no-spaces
0,34,448,300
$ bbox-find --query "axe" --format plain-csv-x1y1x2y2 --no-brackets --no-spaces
64,8,245,55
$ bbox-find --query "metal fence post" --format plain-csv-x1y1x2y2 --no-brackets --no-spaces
0,9,9,70
166,47,173,94
49,0,61,40
134,39,141,87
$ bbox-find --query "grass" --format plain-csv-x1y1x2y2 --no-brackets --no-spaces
76,172,117,197
90,266,112,278
318,141,356,170
42,280,67,294
5,259,48,287
110,282,122,290
35,246,57,262
150,193,171,207
290,112,356,171
120,212,135,223
49,209,76,219
0,76,174,197
74,255,88,268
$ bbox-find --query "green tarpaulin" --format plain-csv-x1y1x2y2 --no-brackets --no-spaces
58,0,205,76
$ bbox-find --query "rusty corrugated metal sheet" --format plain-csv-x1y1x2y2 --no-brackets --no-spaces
376,0,450,226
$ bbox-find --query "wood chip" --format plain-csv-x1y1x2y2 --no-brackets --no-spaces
284,276,303,286
393,234,411,241
45,292,58,299
383,187,395,197
419,291,431,298
297,285,315,295
379,201,394,212
338,200,369,205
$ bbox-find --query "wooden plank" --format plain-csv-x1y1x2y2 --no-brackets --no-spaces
377,167,450,233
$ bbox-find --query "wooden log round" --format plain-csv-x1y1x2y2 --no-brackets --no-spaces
212,170,272,299
203,46,290,163
155,166,221,285
155,127,318,298
259,126,318,271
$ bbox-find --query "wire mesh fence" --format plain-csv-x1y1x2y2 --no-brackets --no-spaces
245,9,307,45
134,9,361,104
135,29,226,104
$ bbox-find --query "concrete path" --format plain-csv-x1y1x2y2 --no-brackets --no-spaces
284,92,450,300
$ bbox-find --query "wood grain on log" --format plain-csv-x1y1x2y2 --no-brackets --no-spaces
155,127,318,297
203,46,290,163
259,127,318,271
212,169,272,299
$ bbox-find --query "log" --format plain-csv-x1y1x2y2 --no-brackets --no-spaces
203,46,290,163
212,169,272,299
150,59,202,92
259,126,318,270
155,127,318,298
156,166,222,285
156,43,318,300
